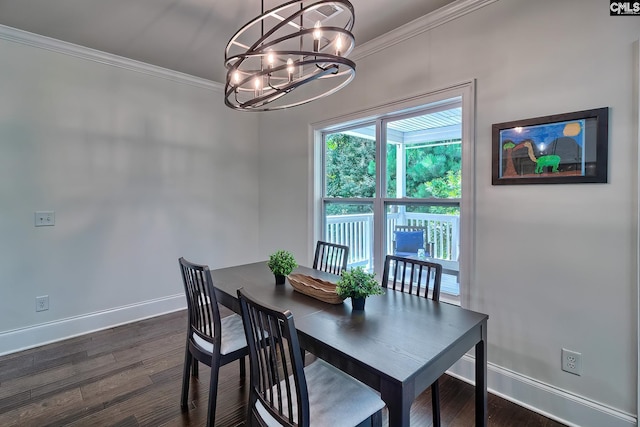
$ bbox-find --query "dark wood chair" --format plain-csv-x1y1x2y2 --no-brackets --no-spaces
382,254,443,426
312,240,349,275
237,287,385,427
178,257,248,427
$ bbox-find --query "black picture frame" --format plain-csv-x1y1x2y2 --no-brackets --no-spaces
491,107,608,185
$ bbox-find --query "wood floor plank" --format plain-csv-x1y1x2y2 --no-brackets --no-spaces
112,331,185,366
0,388,85,427
0,354,121,414
439,376,475,424
0,390,30,413
107,415,141,427
80,366,154,406
0,362,74,399
0,353,34,382
30,354,130,399
141,346,185,376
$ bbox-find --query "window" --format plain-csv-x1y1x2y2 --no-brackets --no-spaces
314,84,474,304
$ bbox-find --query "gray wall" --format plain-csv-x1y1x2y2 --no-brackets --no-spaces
257,0,639,418
0,32,261,347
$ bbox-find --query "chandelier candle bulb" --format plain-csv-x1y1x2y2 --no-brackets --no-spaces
267,50,275,69
313,21,322,52
336,36,342,56
254,76,262,98
287,58,294,82
233,70,241,92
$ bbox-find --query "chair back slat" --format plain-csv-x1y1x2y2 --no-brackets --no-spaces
382,255,442,301
238,288,310,427
313,241,349,274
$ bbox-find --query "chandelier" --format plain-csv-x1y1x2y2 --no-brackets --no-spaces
224,0,356,111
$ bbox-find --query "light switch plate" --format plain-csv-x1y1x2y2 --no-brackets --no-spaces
35,211,55,227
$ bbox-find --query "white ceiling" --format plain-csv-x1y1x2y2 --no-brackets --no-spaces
0,0,456,83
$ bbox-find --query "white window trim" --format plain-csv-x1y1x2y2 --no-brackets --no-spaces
310,80,476,307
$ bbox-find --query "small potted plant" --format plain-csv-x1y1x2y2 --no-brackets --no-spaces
267,250,298,285
336,267,384,310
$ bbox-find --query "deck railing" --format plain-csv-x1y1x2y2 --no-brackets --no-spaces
325,212,460,269
325,213,373,267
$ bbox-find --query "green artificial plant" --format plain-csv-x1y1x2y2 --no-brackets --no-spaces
336,266,384,299
267,250,298,276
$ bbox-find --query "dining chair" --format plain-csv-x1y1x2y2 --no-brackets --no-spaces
312,240,349,275
178,257,248,427
382,254,443,426
237,287,385,427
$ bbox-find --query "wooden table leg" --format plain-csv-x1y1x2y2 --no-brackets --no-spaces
475,321,488,426
381,380,412,427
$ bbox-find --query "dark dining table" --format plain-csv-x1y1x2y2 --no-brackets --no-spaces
210,261,488,427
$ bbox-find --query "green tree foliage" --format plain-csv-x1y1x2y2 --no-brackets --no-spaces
326,133,376,198
387,142,461,198
325,134,461,215
325,133,376,214
425,170,461,198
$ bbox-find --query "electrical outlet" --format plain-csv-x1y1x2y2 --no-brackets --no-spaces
36,295,49,312
561,348,582,375
35,211,55,227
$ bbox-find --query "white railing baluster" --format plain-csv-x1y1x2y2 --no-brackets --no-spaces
326,211,459,269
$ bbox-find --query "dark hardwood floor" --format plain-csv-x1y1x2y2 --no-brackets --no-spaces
0,309,566,426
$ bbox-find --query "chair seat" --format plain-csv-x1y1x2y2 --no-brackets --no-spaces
192,313,247,355
256,359,385,426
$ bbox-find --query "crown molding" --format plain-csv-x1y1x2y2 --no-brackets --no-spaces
352,0,499,61
0,24,223,92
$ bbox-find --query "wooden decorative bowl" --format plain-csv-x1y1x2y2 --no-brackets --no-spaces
287,273,345,304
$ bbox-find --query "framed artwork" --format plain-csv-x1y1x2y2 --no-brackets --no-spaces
492,107,608,185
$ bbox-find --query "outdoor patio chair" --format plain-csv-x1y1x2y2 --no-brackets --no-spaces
393,224,434,257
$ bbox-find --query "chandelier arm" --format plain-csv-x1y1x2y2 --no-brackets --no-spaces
315,64,338,74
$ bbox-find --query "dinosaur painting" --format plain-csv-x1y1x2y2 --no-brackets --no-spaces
493,108,608,184
497,118,585,179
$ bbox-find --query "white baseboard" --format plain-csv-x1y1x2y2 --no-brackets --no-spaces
447,355,637,427
0,294,186,356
